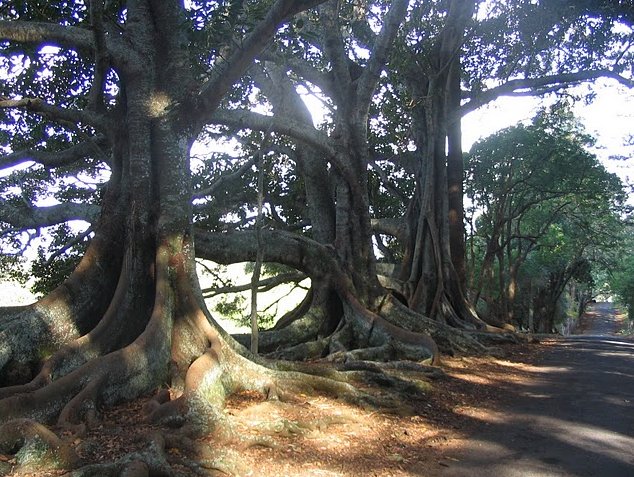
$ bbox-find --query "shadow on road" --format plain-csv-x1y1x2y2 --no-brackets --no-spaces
433,303,634,477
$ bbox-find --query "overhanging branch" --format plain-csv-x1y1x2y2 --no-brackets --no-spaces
211,108,336,158
461,69,634,116
0,134,110,170
0,20,94,50
0,97,108,132
0,202,100,231
194,228,336,280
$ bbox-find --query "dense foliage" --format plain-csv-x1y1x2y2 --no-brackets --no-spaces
466,105,626,331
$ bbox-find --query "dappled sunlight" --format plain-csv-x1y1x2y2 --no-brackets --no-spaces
146,91,173,118
435,336,634,476
528,415,634,466
209,390,453,476
452,406,507,424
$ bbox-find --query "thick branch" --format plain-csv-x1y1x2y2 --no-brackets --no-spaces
211,109,335,158
318,1,353,103
356,0,408,110
194,228,336,280
461,69,634,116
260,51,336,100
0,20,132,68
0,20,94,50
0,202,100,230
371,217,408,243
194,0,328,122
0,97,108,132
0,135,109,170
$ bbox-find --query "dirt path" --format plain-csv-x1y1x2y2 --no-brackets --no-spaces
433,303,634,477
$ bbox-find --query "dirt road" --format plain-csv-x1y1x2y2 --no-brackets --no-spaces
435,303,634,477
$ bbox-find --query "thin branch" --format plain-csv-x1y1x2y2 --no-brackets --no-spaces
44,226,93,266
203,271,307,297
193,157,257,200
369,158,408,202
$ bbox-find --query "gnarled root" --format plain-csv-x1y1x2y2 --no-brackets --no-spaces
68,432,171,477
0,418,79,473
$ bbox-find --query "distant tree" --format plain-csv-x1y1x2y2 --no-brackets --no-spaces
466,106,626,330
608,228,634,321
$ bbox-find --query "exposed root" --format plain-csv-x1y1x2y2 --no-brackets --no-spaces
378,294,487,355
0,246,175,428
265,335,331,361
0,228,123,387
339,358,446,379
0,418,79,473
174,447,249,477
67,432,171,477
233,305,326,353
57,373,107,434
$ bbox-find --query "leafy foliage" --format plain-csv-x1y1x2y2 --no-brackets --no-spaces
465,105,626,329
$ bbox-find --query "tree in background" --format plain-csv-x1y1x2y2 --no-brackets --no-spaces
608,227,634,326
466,106,626,331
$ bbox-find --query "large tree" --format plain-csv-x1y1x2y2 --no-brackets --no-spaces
0,1,415,473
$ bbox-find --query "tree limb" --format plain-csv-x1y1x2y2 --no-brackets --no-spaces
461,69,634,116
0,19,132,68
193,157,256,200
0,20,94,50
202,271,307,297
260,51,336,100
211,108,335,158
0,134,109,170
318,1,353,104
0,97,108,132
371,217,408,243
0,202,100,231
193,0,328,124
356,0,409,111
194,228,337,280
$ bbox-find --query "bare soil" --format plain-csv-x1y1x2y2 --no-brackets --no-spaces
4,304,630,477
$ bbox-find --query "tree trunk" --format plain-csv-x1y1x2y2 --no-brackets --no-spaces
394,0,489,331
447,52,467,289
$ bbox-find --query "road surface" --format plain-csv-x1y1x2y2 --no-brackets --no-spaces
437,303,634,477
